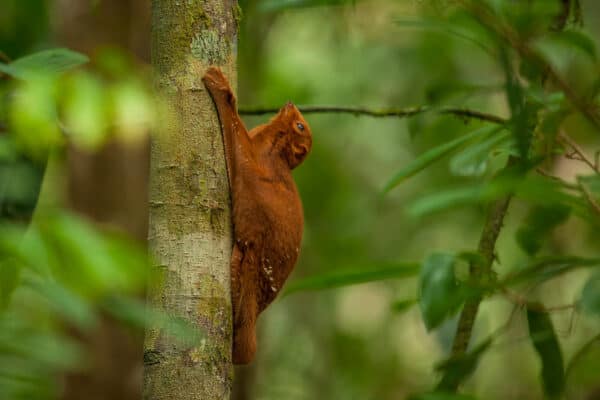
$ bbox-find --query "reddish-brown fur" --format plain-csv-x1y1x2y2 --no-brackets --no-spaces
202,67,312,364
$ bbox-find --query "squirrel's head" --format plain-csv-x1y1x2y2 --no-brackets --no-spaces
271,101,312,169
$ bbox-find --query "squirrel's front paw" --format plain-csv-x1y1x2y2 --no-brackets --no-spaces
203,67,236,107
202,67,229,91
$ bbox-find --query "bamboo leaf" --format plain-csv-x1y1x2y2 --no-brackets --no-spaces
284,262,420,295
390,298,417,313
565,333,600,381
409,175,585,218
504,256,600,286
450,131,511,177
419,253,464,330
0,259,20,309
579,270,600,316
258,0,354,12
394,15,495,56
436,338,493,392
515,205,570,255
410,392,479,400
0,48,88,80
24,276,97,330
384,126,499,193
527,306,565,398
408,186,485,217
101,296,204,346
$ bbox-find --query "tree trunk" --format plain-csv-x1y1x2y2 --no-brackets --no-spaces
53,1,151,399
143,1,238,399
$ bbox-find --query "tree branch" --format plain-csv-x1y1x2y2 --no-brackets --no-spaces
238,105,507,124
501,288,576,312
558,131,599,173
450,194,512,363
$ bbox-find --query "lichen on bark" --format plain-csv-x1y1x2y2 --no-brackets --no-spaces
191,30,231,65
144,1,238,399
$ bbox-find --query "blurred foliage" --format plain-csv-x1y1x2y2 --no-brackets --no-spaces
0,13,181,399
0,211,145,399
0,0,50,59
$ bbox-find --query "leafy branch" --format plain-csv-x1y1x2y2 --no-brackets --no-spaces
461,0,600,131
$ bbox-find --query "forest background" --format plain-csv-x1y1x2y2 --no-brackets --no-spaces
1,0,600,399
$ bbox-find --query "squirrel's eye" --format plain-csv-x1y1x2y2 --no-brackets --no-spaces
296,122,304,131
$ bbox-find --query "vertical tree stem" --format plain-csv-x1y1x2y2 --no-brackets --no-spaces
144,1,238,399
450,195,512,360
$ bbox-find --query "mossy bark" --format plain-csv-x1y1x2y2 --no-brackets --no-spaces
144,1,237,399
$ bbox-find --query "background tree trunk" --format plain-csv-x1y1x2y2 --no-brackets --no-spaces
53,1,151,399
143,1,238,399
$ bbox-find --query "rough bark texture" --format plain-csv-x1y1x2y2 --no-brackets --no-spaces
143,1,238,399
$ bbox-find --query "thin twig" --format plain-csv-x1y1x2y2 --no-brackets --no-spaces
580,182,600,216
501,288,576,312
238,105,507,124
535,168,580,190
558,131,599,173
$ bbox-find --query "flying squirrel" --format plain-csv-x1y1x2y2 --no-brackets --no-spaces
202,67,312,364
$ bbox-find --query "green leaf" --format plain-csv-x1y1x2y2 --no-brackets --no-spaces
419,253,463,331
436,338,493,392
102,295,151,327
579,270,600,316
0,135,19,162
0,48,88,80
0,314,82,370
450,131,511,177
409,186,485,217
384,126,500,193
102,296,203,346
409,175,584,218
565,333,600,386
504,256,600,286
36,212,148,296
527,306,565,398
540,30,597,62
0,259,20,309
0,160,45,218
24,276,97,330
9,75,63,161
579,175,600,200
394,15,494,56
390,298,417,313
258,0,354,12
515,205,570,255
284,262,420,295
500,45,536,158
410,392,478,400
62,72,107,149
